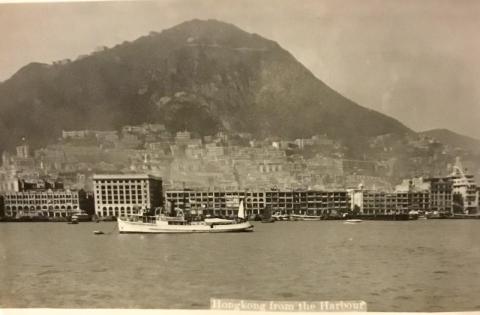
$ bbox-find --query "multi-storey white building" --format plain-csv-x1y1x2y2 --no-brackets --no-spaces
93,174,163,217
3,189,84,218
448,158,479,214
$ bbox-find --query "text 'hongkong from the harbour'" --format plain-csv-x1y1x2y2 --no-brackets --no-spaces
210,298,367,312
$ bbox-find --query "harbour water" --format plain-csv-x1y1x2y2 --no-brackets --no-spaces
1,220,480,311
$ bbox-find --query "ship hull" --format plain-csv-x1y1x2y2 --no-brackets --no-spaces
118,218,254,234
346,214,414,221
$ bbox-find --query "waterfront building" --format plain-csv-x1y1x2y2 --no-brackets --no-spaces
347,185,364,212
3,189,85,218
165,190,265,216
426,177,453,213
165,189,349,217
351,189,429,214
398,191,430,213
93,174,163,217
265,190,349,215
394,178,430,213
362,191,385,214
396,176,454,214
447,158,479,214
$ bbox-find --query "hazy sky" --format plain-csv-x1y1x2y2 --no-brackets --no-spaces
1,0,479,138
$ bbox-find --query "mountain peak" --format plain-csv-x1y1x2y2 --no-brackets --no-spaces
420,129,480,153
145,18,278,51
421,128,479,141
9,62,50,79
172,18,242,31
0,20,410,154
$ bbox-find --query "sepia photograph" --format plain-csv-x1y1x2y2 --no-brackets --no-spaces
0,0,480,313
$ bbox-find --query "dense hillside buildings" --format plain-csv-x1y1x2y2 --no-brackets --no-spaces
1,122,479,204
40,127,360,190
93,174,163,217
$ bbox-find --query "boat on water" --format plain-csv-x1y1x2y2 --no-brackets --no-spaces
408,210,420,220
68,218,79,224
345,213,414,221
293,214,322,221
117,200,254,234
288,214,301,221
70,211,91,222
260,207,275,223
272,212,289,221
425,211,452,219
345,219,363,224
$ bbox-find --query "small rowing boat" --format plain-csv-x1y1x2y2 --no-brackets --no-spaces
345,219,363,224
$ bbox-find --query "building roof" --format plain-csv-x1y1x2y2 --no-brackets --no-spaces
93,174,162,180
